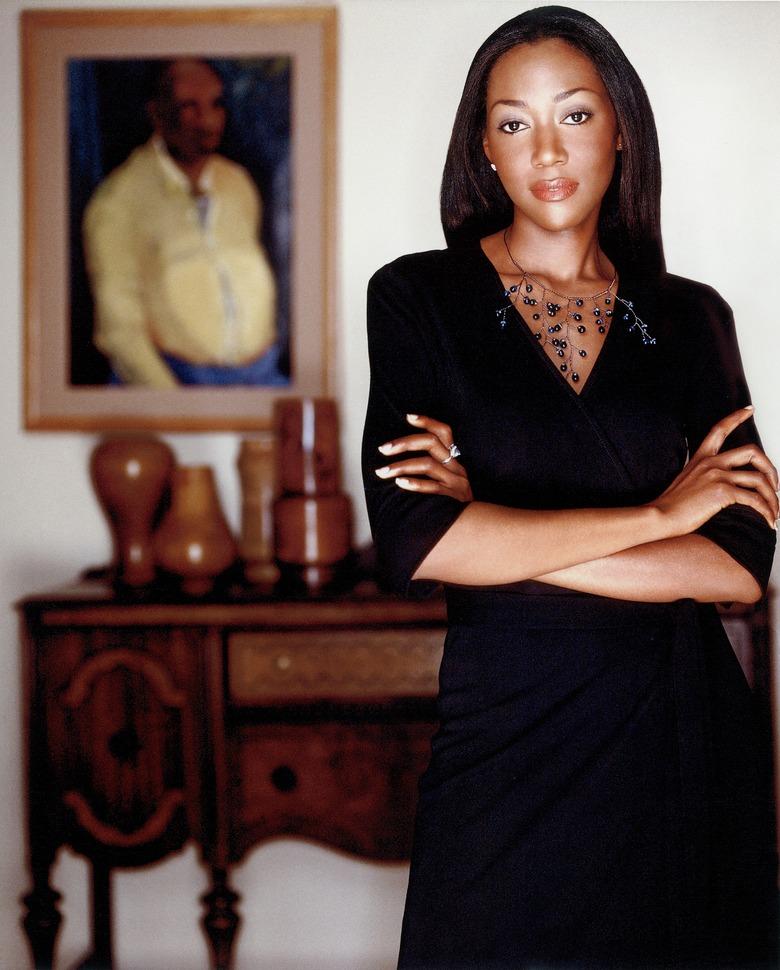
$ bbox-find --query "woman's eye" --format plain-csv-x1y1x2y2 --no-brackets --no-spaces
498,119,527,134
562,110,591,125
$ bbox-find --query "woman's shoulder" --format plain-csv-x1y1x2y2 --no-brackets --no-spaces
658,272,736,339
658,272,730,311
624,267,734,333
369,245,479,292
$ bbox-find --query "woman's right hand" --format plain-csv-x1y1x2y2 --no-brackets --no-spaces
650,407,779,534
374,414,473,503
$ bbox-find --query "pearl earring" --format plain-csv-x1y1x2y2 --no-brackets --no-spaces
490,163,497,172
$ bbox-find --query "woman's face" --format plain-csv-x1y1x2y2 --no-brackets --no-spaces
482,38,620,236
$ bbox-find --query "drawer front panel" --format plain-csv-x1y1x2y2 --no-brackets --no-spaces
231,721,436,861
228,628,444,703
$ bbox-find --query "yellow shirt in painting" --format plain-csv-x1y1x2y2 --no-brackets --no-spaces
83,137,277,388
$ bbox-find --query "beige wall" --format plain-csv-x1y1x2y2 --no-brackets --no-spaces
1,1,778,967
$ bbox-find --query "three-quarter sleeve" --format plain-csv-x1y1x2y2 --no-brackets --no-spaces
362,261,468,597
680,283,776,593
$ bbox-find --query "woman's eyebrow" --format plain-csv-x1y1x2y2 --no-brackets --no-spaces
489,87,598,112
553,88,588,104
554,86,597,102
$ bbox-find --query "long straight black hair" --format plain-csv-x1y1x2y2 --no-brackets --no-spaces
441,5,664,274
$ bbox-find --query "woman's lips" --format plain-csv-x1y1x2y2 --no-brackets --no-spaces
530,178,579,202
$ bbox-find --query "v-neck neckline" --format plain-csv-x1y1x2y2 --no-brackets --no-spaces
471,240,622,401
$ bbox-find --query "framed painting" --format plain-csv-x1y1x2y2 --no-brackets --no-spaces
22,7,336,430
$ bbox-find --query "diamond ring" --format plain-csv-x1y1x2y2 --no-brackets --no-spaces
441,443,461,465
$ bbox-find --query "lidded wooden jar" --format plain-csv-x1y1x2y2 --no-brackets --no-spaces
272,398,352,593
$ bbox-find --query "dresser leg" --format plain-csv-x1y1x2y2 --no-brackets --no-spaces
90,861,113,968
64,862,113,970
201,867,240,970
21,861,62,970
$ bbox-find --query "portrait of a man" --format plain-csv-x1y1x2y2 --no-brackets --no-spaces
69,56,290,387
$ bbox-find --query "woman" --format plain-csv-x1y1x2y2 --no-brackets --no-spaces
362,6,778,969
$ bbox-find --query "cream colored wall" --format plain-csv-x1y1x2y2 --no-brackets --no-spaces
1,1,778,967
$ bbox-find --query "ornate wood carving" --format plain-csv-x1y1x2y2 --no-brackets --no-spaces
63,790,184,849
58,645,186,850
62,648,186,709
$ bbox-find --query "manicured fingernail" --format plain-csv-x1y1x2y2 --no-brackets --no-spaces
395,477,413,488
378,443,394,455
406,414,419,422
375,466,392,478
744,405,754,411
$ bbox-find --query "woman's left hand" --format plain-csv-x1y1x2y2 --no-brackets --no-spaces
375,414,473,502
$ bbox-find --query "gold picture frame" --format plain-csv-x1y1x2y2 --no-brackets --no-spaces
22,7,336,431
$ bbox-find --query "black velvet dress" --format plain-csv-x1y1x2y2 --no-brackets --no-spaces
361,242,777,970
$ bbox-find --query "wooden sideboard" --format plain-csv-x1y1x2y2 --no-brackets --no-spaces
17,581,772,970
18,579,447,970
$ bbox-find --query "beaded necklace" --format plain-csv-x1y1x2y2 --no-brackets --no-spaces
496,229,656,385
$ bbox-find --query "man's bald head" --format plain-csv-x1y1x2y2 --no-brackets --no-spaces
148,59,226,169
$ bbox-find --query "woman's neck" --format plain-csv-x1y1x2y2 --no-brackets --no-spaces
500,220,614,293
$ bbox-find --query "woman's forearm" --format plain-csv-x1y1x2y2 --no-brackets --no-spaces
413,500,673,586
392,408,776,594
534,534,761,603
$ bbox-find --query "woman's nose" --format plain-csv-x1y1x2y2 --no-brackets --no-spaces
531,125,567,168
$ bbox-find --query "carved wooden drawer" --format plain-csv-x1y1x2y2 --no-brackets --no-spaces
230,721,435,861
228,628,444,704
